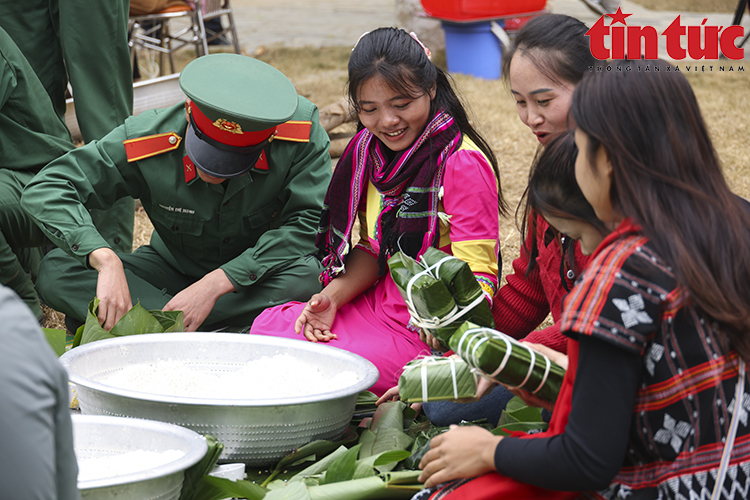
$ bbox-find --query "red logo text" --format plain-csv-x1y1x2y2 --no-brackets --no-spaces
586,8,745,60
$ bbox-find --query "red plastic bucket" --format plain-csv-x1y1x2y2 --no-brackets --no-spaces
421,0,547,20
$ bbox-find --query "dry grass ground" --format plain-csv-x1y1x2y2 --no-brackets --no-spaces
42,45,750,331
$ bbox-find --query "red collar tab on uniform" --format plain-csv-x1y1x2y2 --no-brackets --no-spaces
254,151,269,171
123,132,182,162
274,121,312,143
189,102,276,147
183,155,196,183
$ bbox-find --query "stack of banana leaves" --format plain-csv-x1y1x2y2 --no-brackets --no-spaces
42,297,184,354
389,247,494,349
73,297,184,347
178,391,548,500
398,355,477,404
449,322,566,403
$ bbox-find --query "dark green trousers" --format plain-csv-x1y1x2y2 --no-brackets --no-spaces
0,0,135,254
37,246,324,331
0,170,50,320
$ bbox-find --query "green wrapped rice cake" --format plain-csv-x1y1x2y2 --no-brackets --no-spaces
388,249,494,348
449,322,566,402
398,356,478,403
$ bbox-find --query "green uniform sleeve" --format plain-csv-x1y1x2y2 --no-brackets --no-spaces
21,124,143,266
220,103,332,290
0,45,14,108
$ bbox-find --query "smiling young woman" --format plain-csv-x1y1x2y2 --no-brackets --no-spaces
356,75,435,151
250,27,506,396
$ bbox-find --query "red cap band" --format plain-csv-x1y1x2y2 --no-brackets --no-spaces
189,103,276,147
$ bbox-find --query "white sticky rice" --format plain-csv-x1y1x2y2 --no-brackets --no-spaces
97,353,361,399
77,449,184,482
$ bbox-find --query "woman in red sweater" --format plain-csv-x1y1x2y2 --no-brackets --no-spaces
420,14,601,426
493,13,598,352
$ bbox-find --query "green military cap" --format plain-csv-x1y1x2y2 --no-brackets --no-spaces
179,53,298,178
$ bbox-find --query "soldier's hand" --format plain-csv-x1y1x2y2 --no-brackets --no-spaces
89,248,132,331
164,269,235,331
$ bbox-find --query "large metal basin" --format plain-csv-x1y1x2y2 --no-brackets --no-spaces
73,414,207,500
60,333,379,466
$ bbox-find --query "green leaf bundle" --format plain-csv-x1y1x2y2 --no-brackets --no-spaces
388,248,494,348
398,356,477,403
449,322,565,403
72,297,184,347
389,252,455,343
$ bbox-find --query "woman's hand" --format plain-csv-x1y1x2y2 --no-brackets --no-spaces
294,292,338,342
502,342,569,412
418,425,502,488
89,248,132,331
420,330,444,351
376,385,423,413
456,375,497,404
376,386,401,405
523,342,569,370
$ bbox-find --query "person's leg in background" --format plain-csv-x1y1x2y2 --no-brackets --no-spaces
0,170,52,322
61,0,135,254
0,0,136,254
204,17,229,45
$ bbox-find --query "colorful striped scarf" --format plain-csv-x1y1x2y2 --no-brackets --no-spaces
317,111,461,285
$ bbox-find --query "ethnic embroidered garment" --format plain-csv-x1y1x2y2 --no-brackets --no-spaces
316,110,461,285
561,218,750,500
250,138,499,396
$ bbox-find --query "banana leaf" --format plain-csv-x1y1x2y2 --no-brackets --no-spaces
389,251,456,340
72,298,184,347
387,252,413,293
263,470,423,500
419,247,495,331
352,391,379,421
405,278,455,338
288,446,350,484
492,396,549,436
179,435,226,500
388,250,494,348
320,445,361,485
398,356,477,403
449,322,565,403
42,328,67,357
200,477,267,500
260,431,359,487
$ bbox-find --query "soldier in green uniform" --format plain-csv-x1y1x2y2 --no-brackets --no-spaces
0,0,135,254
0,26,76,322
23,54,332,332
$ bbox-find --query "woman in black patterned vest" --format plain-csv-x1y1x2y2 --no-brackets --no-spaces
417,60,750,500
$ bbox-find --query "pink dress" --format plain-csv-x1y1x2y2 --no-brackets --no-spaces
250,138,500,395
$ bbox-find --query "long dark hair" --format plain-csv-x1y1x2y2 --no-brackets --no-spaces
347,27,507,215
572,59,750,362
501,14,596,86
521,132,608,276
502,14,597,272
